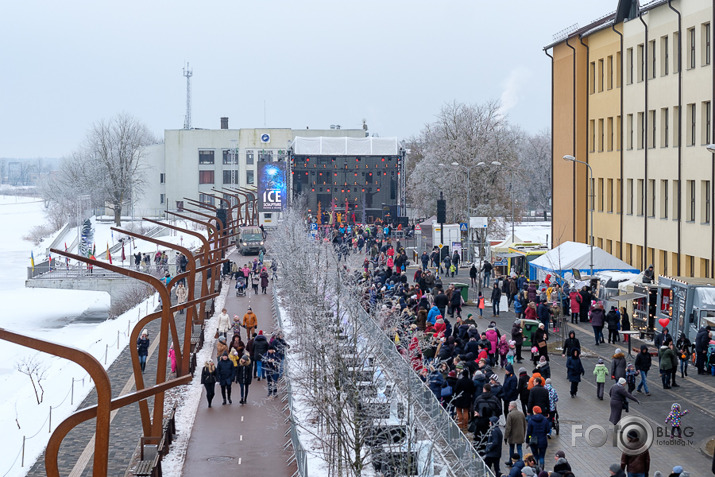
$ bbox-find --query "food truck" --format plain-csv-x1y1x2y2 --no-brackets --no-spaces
656,276,715,342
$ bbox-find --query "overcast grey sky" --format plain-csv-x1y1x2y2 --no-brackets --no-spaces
0,1,611,159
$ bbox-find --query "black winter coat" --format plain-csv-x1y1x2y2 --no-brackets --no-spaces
517,373,530,403
252,335,269,360
527,385,550,414
236,364,253,385
502,373,519,402
634,348,652,372
216,358,235,386
452,376,476,409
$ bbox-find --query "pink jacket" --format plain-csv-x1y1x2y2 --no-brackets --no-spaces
485,328,498,354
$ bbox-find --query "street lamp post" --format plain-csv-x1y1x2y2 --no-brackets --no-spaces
563,154,594,276
474,161,501,293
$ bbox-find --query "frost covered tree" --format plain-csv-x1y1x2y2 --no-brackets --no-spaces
40,113,157,226
405,100,551,223
16,356,48,405
271,203,441,476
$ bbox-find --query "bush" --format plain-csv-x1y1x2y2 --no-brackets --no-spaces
109,283,155,319
22,224,57,246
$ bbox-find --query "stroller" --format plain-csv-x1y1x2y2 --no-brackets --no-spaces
235,276,246,297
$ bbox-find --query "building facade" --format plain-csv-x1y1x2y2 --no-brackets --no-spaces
546,0,715,278
134,119,365,225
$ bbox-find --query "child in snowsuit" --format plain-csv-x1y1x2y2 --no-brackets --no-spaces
625,363,638,393
593,358,608,400
506,340,516,366
664,403,689,438
497,335,509,368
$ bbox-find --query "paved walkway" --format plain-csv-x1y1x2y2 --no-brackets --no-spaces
441,293,715,476
181,251,295,476
28,299,187,476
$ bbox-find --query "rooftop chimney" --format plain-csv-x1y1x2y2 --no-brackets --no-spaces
220,117,229,129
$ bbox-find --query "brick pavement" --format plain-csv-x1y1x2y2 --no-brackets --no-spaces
28,284,193,476
428,286,715,476
181,250,295,476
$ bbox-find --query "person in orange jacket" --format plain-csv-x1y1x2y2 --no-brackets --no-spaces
242,306,257,338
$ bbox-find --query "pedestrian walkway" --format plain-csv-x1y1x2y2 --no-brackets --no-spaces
453,300,715,476
181,252,295,476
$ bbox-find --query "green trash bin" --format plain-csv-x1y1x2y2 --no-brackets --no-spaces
520,319,541,348
453,283,469,303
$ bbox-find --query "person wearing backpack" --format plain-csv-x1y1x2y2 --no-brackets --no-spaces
471,383,501,450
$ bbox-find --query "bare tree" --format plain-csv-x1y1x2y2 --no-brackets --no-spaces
16,355,48,405
40,113,156,226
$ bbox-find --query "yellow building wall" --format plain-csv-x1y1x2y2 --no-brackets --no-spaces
587,26,623,258
552,40,589,247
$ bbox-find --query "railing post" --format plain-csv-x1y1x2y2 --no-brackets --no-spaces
105,344,108,365
71,377,74,406
49,406,52,433
117,330,120,350
21,435,25,467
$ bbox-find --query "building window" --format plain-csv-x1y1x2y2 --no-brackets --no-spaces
223,149,239,165
703,23,711,66
637,179,644,216
258,150,273,162
686,255,695,277
616,178,622,213
673,31,680,73
649,40,656,78
246,151,255,165
617,115,622,150
661,180,669,219
661,108,669,147
160,173,165,184
598,118,604,152
702,259,710,278
607,117,614,151
246,170,255,185
590,62,596,94
199,150,214,165
616,51,622,87
223,170,238,185
673,106,680,147
648,179,655,217
627,114,634,150
160,193,165,205
627,179,634,214
673,180,680,219
661,35,669,76
589,120,596,152
649,110,656,149
176,200,184,211
703,101,711,144
637,43,645,82
199,193,214,206
626,243,633,265
199,170,214,185
662,250,669,275
607,179,614,212
627,47,634,84
598,178,604,212
598,58,604,92
590,178,595,211
689,27,696,69
703,180,711,223
277,149,287,162
607,55,613,90
688,103,696,146
688,180,696,221
637,112,645,149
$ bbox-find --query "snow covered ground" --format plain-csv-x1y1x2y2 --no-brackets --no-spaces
0,195,205,477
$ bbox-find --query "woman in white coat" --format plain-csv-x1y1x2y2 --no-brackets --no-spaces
217,308,231,339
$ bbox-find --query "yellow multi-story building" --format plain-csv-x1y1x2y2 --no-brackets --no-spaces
546,0,715,279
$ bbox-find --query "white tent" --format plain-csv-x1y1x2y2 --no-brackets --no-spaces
490,235,523,254
529,241,639,281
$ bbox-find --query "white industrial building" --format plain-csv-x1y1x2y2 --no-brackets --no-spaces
134,118,365,225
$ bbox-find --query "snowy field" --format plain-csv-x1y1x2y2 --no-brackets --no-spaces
0,195,205,477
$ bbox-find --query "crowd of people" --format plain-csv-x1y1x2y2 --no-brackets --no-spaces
321,224,705,477
201,305,289,407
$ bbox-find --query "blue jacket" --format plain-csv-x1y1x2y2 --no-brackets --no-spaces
428,371,446,398
216,358,235,386
508,460,525,477
502,372,519,402
527,413,551,449
427,306,440,325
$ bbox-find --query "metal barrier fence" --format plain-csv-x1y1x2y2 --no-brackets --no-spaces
272,290,309,477
353,304,494,477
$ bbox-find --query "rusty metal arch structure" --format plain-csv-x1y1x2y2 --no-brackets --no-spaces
143,217,217,325
50,249,175,440
0,330,113,477
226,187,257,225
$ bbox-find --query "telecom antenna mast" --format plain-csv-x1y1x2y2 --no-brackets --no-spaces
183,62,193,129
